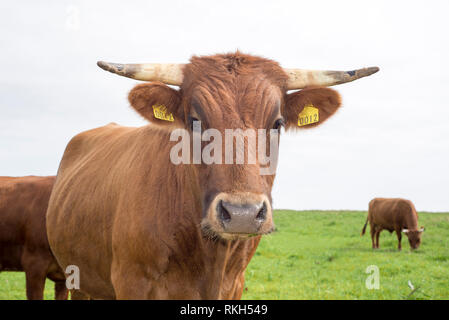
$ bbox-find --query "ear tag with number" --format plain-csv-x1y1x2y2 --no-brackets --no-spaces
152,104,174,122
298,104,319,127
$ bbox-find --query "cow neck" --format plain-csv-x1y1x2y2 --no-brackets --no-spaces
404,209,419,230
182,165,260,299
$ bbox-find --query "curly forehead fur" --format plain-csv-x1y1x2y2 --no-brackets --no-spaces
182,52,288,88
180,52,289,128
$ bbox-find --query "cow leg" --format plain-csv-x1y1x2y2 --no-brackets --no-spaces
111,262,151,299
22,250,53,300
54,280,69,300
396,230,402,251
370,225,376,249
113,276,152,299
375,229,381,249
24,267,47,300
70,290,90,300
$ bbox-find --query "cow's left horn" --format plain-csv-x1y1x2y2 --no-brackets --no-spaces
97,61,184,86
285,67,379,90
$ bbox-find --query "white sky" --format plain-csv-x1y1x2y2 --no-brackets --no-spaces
1,0,448,211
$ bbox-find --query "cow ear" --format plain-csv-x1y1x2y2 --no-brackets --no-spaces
402,229,409,233
283,86,342,131
419,227,425,232
128,83,184,127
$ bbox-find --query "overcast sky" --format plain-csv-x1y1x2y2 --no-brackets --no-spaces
1,0,448,211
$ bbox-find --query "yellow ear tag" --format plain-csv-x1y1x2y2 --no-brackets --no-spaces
298,104,319,127
152,104,174,122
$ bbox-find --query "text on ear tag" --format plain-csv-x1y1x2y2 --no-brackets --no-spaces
152,104,174,122
298,104,319,127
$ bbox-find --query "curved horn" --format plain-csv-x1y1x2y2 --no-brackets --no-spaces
97,61,184,86
285,67,379,90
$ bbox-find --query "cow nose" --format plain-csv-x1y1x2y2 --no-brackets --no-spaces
217,200,267,234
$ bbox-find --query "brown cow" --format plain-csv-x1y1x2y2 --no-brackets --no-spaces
361,198,425,250
47,52,378,299
0,176,68,300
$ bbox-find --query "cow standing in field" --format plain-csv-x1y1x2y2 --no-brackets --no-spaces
361,198,425,250
0,176,68,300
47,52,378,299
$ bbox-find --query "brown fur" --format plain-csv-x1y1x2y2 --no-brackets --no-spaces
362,198,424,250
0,176,68,300
284,86,342,130
47,52,343,299
128,82,183,127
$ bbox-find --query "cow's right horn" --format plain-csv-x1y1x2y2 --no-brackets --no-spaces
97,62,184,86
285,67,379,90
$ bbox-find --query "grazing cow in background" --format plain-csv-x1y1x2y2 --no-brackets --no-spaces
361,198,425,250
47,52,378,299
0,176,68,300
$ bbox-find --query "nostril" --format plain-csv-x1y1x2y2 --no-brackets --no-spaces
218,200,231,223
256,202,267,221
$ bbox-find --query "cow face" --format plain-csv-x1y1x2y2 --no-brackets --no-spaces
403,227,425,249
127,53,343,239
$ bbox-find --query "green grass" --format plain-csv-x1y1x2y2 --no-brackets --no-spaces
0,272,56,300
1,210,448,300
242,210,449,300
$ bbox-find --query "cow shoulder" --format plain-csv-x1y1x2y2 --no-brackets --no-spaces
60,123,128,168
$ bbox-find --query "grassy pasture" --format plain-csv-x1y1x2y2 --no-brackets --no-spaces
243,210,449,300
0,210,448,300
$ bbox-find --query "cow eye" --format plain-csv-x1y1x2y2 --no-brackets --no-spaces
188,115,200,131
273,118,285,130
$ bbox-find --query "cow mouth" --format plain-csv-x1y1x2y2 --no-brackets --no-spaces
200,192,274,240
200,221,275,241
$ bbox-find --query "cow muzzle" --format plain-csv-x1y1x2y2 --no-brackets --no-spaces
201,192,274,239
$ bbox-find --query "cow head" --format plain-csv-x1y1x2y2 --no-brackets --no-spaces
402,227,425,249
98,52,378,239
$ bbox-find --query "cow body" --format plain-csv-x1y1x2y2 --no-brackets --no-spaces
47,124,259,299
361,198,424,250
47,52,377,299
0,176,68,300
